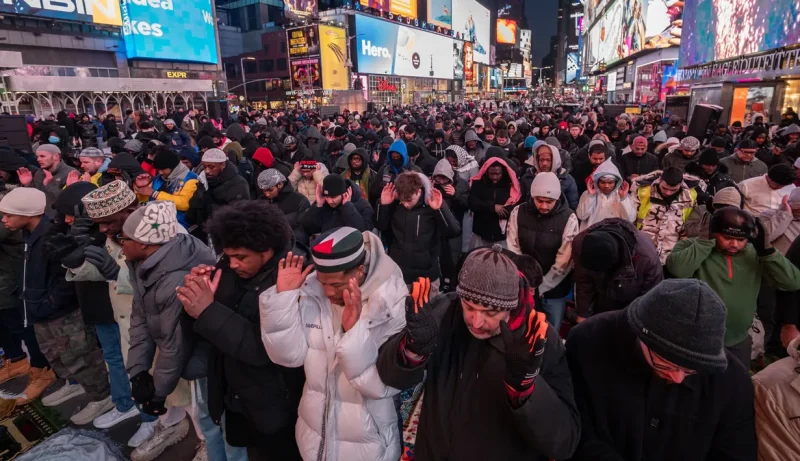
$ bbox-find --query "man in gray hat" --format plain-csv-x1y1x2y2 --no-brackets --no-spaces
16,144,77,216
66,147,110,187
662,135,701,173
566,279,757,461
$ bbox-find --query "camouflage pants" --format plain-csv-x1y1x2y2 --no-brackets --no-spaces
34,309,111,401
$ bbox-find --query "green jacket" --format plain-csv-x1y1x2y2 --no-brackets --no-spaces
666,238,800,346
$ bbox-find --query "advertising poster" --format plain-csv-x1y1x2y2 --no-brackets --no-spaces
585,0,611,27
359,0,417,19
1,0,122,26
354,15,455,79
583,0,638,68
121,0,218,64
284,0,317,21
319,25,349,90
427,0,452,28
463,41,474,83
288,26,320,59
453,41,465,80
680,0,800,67
497,1,522,19
497,19,517,44
291,57,322,89
642,0,684,50
566,52,580,84
452,0,490,64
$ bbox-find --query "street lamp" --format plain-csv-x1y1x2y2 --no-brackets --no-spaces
531,66,552,88
240,56,256,107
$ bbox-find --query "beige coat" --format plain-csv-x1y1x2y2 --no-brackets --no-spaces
288,164,328,203
753,355,800,461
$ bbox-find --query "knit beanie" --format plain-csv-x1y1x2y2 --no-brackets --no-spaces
122,201,179,245
311,227,366,273
0,187,46,216
711,187,742,209
343,143,357,156
710,137,727,148
201,148,227,163
79,147,106,158
456,244,519,310
530,172,561,200
37,144,61,156
257,169,285,190
252,147,274,168
197,137,217,150
698,148,720,166
153,150,180,170
580,231,620,272
767,163,796,186
627,279,728,373
710,207,756,239
334,126,347,138
53,182,97,216
680,136,700,151
322,174,347,197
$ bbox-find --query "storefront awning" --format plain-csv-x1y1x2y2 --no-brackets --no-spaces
6,76,214,93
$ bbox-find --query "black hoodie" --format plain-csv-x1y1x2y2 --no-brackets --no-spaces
430,130,450,160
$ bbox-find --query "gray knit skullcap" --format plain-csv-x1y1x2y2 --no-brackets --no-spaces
457,244,519,310
257,168,286,190
79,147,106,158
626,279,728,373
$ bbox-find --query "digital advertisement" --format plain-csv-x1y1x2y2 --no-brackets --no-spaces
642,0,684,51
452,0,491,64
680,0,800,67
464,41,474,83
318,25,349,91
283,0,317,21
585,0,612,28
427,0,452,29
291,57,322,89
497,1,522,19
287,26,320,59
354,14,455,79
497,19,517,44
359,0,417,19
121,0,218,64
0,0,122,26
453,41,464,80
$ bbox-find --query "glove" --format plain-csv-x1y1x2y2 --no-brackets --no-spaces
142,398,167,416
751,218,774,256
404,277,439,357
46,234,79,260
84,245,120,281
500,310,548,394
130,371,156,404
68,215,95,238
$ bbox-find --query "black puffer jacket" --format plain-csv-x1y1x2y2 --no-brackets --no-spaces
685,161,737,198
262,181,310,246
194,246,306,440
468,161,520,243
375,181,461,283
0,188,23,312
203,161,251,214
300,182,374,234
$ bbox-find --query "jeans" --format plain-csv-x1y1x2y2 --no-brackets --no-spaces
0,306,49,368
540,297,567,330
95,323,135,413
196,377,248,461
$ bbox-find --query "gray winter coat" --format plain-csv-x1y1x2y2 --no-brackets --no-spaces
127,233,216,399
464,130,488,162
33,161,77,218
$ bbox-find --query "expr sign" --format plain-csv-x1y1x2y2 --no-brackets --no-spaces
0,0,123,26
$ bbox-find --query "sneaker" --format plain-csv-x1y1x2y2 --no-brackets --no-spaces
93,405,140,429
191,441,208,461
70,396,115,425
130,418,191,461
128,420,158,448
0,358,30,384
15,367,56,406
41,381,86,407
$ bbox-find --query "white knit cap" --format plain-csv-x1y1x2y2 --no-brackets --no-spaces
530,172,561,200
201,148,227,163
0,187,46,216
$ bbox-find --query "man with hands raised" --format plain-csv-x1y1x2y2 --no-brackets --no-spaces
259,226,408,461
376,245,580,461
17,144,76,216
300,174,373,236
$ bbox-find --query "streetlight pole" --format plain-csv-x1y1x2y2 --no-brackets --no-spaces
531,66,552,89
240,56,256,108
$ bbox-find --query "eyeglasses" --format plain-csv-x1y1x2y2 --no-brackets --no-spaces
647,347,697,376
115,233,132,243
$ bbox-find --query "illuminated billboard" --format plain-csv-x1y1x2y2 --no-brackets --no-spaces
1,0,122,26
319,25,349,90
452,0,490,64
284,0,317,21
359,0,417,19
354,14,455,79
464,41,474,83
287,26,320,59
497,19,517,45
453,41,464,80
680,0,800,67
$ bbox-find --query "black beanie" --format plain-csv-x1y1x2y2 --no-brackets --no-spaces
153,150,180,170
197,136,216,150
710,137,727,148
580,231,620,272
767,163,796,186
710,207,756,238
661,167,683,186
406,142,420,158
322,174,347,197
699,148,720,166
334,126,347,138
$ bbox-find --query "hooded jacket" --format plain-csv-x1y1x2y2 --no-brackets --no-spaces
407,141,438,176
259,231,407,461
432,159,469,221
576,159,636,230
300,182,374,234
342,149,381,208
107,152,147,187
158,125,192,149
521,141,579,209
571,218,662,317
289,162,329,204
376,172,461,283
77,119,99,146
430,130,450,159
468,157,522,242
303,126,328,160
376,293,580,461
377,140,422,185
127,233,216,399
464,129,489,162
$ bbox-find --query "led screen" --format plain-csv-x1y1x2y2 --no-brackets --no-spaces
1,0,122,26
452,0,490,64
284,0,317,21
359,0,417,19
497,19,517,45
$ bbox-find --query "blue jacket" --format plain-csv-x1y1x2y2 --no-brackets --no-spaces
159,127,192,149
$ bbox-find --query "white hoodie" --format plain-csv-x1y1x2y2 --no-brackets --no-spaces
575,159,636,230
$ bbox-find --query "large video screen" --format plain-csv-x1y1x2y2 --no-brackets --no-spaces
453,41,464,80
585,0,611,28
1,0,122,26
319,25,349,91
680,0,800,67
452,0,490,64
355,15,455,79
284,0,317,21
359,0,417,19
121,0,218,64
497,19,517,45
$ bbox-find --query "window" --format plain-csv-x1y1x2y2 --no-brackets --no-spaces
244,61,257,73
265,60,274,72
108,69,119,78
225,63,238,78
280,42,286,53
259,60,269,72
89,68,99,77
262,43,269,53
277,58,287,71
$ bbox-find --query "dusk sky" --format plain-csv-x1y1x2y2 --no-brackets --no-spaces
525,0,558,65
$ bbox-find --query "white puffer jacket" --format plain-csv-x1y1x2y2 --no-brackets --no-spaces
259,231,407,461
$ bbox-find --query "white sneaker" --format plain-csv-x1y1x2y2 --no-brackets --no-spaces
191,441,208,461
131,419,191,461
70,396,115,425
41,381,86,407
128,420,158,448
93,405,140,429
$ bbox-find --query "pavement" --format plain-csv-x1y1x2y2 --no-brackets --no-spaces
1,374,199,460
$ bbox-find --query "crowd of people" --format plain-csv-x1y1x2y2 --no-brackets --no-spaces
1,100,800,461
